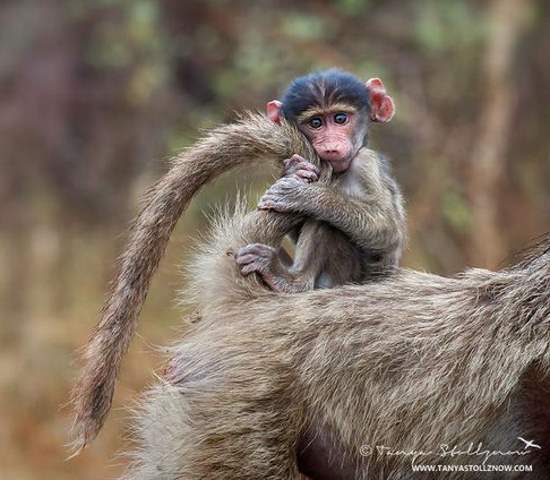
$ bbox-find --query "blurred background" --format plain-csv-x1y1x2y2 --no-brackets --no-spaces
1,0,549,478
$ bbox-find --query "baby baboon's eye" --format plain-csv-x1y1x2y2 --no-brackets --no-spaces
308,117,323,129
334,112,348,124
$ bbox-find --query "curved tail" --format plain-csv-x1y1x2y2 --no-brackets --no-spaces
71,113,317,451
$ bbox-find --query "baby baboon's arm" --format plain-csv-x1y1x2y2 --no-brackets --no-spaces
258,170,403,254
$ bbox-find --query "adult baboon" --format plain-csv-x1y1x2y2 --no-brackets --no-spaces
120,204,550,480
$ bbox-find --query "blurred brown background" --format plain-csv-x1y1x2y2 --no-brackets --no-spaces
1,0,549,478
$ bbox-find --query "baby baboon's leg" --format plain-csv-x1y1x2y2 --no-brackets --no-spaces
235,240,321,293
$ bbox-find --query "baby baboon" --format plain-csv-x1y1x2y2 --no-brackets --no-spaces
236,69,405,292
72,69,405,450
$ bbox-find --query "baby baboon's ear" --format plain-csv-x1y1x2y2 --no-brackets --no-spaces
365,78,395,123
266,100,283,124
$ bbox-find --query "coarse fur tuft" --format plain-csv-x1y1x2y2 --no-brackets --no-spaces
183,196,277,316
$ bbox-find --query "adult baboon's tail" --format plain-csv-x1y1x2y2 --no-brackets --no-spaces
71,113,318,451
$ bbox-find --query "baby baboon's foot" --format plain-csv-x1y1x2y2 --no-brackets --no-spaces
235,243,277,277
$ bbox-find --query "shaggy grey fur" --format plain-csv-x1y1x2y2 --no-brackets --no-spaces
121,201,550,479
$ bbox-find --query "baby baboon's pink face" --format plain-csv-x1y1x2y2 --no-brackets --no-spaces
299,109,358,172
266,77,395,174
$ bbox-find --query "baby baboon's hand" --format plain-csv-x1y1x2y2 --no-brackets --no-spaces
257,176,304,213
283,154,319,183
235,243,276,276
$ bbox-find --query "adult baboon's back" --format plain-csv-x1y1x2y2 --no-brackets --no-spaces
123,206,550,480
